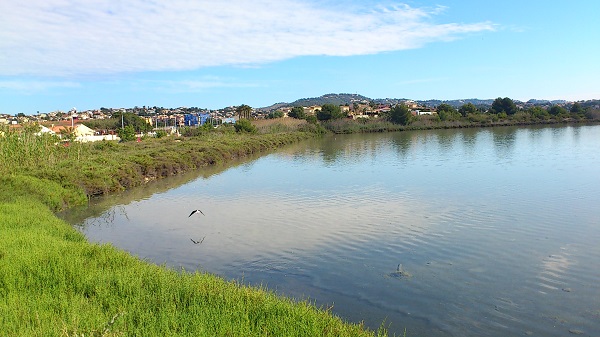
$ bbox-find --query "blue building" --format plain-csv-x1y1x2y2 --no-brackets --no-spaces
184,113,211,126
184,114,198,126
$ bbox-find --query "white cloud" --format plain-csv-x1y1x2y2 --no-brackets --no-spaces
145,77,263,93
0,0,495,77
0,79,81,92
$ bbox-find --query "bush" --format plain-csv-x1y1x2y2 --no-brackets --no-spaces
117,125,136,142
234,119,257,134
305,115,318,124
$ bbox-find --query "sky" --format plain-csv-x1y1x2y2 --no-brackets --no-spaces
1,0,599,114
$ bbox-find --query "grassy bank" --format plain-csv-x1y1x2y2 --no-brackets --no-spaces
0,126,387,336
0,127,317,198
321,113,600,134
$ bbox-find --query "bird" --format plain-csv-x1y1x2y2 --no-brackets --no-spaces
190,236,205,244
188,209,205,217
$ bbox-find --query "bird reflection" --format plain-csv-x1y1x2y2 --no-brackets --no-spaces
190,236,205,244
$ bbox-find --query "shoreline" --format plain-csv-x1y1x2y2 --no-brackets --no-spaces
1,129,388,336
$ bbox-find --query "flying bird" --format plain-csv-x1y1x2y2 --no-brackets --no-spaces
188,209,205,217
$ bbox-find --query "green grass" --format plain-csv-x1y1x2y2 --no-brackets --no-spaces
0,127,388,336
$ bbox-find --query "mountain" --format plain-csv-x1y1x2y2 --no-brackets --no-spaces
258,93,589,111
290,93,372,107
259,93,495,110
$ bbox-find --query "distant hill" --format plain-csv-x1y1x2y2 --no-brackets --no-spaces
258,93,591,111
259,93,496,111
290,93,372,107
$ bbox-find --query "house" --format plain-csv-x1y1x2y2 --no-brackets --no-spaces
74,124,95,138
35,126,56,136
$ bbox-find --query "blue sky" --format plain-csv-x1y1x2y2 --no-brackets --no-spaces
1,0,599,114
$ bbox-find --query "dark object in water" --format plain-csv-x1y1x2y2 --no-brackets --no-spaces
389,264,412,278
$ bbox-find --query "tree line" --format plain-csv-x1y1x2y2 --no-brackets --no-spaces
274,97,598,126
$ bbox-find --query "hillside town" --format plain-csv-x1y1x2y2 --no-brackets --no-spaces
2,95,598,143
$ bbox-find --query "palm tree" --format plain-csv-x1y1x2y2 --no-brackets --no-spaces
236,104,252,120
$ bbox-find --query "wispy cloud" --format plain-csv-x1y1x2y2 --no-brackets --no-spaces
144,77,263,93
0,1,495,77
0,79,81,93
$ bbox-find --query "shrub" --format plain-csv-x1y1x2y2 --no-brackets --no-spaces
117,125,136,142
234,119,257,134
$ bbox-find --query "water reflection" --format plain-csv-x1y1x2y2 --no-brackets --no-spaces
62,125,600,337
58,151,268,225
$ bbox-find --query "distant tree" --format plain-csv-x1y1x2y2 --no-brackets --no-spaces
436,103,460,121
570,102,583,114
117,125,136,142
458,103,478,117
236,104,252,120
548,105,568,116
317,104,344,121
526,106,549,119
288,106,306,119
490,97,518,115
388,103,411,125
266,110,285,119
110,111,152,132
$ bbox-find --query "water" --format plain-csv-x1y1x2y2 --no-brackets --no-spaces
60,125,600,337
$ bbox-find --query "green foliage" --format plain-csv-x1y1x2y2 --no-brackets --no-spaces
266,110,285,119
388,104,412,125
92,139,118,150
60,126,76,142
0,175,87,211
317,104,344,121
288,106,306,119
305,115,318,124
490,97,518,115
436,104,460,121
236,104,253,120
155,130,168,138
527,106,549,119
570,102,584,114
458,103,478,117
548,105,568,116
234,119,258,133
88,112,152,132
117,125,136,142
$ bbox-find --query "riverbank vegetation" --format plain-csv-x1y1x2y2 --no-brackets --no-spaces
0,124,387,336
0,122,318,197
310,97,600,134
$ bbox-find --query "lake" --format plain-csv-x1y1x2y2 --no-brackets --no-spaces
60,125,600,337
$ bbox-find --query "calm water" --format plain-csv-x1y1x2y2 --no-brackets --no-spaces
60,125,600,337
